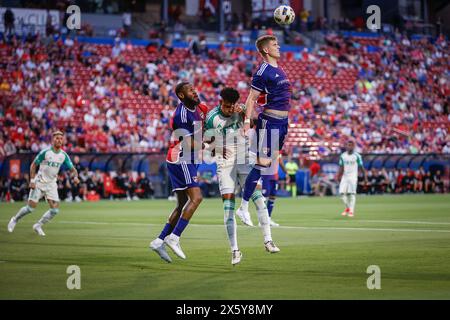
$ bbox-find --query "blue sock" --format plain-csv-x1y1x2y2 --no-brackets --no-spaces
158,223,174,240
267,199,275,217
172,217,190,237
243,168,261,201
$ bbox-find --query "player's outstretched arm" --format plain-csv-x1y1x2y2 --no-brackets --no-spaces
243,88,261,133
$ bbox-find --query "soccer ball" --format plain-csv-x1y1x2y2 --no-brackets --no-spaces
274,5,295,26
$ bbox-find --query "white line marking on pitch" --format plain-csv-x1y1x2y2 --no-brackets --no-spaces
322,219,450,225
55,220,450,234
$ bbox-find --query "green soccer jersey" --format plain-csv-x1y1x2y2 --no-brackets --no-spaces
339,151,363,180
33,147,74,184
204,105,247,167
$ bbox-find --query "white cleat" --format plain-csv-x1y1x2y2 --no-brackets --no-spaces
8,217,17,233
264,240,280,253
149,238,172,263
164,235,186,259
269,218,280,227
231,250,242,266
33,223,46,236
236,207,254,227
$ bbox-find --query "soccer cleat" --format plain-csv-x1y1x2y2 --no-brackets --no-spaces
264,240,280,253
164,235,186,259
149,239,172,263
341,208,349,216
231,250,242,265
269,218,280,227
33,223,46,236
7,217,17,233
236,207,254,227
347,211,354,217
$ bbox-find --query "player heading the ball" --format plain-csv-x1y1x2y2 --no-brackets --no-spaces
237,34,292,225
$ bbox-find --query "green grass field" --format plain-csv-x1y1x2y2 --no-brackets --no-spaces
1,194,450,300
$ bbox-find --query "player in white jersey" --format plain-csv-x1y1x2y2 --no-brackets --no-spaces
8,131,80,235
204,87,280,265
337,140,367,217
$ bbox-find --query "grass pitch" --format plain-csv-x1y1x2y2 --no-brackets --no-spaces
1,194,450,299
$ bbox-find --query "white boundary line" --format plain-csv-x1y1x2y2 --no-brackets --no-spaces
322,219,450,226
52,220,450,234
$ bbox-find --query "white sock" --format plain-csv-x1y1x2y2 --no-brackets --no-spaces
257,209,272,243
169,233,180,241
14,205,34,221
223,199,238,251
348,194,356,212
37,208,59,225
240,199,249,212
341,194,349,209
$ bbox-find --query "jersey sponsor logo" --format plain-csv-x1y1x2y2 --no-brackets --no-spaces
45,160,62,168
277,79,290,86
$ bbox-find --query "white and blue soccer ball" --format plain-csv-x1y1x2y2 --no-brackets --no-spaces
274,5,296,26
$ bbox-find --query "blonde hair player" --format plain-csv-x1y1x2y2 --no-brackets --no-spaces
236,34,292,231
8,131,80,236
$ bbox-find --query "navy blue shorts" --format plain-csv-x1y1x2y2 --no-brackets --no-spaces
167,162,199,191
256,113,289,159
261,175,278,198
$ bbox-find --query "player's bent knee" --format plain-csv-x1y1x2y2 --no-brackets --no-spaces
28,200,38,208
191,196,203,207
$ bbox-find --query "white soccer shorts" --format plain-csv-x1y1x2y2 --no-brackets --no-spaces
339,177,357,194
217,164,251,195
28,182,60,202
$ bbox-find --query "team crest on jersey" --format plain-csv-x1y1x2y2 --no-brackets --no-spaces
193,176,198,183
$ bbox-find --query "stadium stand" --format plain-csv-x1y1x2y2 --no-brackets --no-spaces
0,32,448,159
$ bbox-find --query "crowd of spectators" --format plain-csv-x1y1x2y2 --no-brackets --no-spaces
311,167,447,196
0,29,448,159
288,32,449,156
